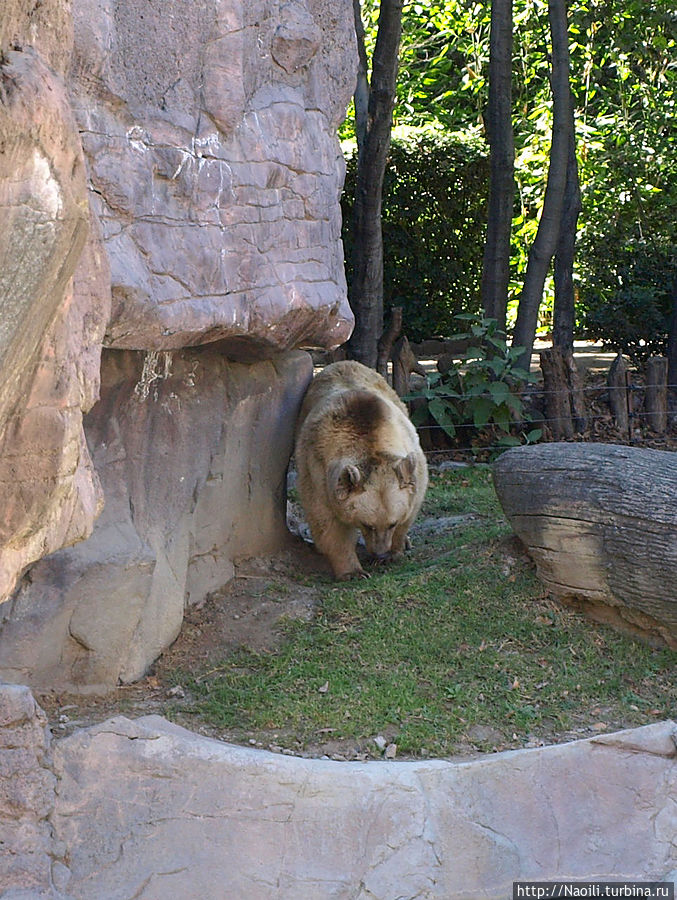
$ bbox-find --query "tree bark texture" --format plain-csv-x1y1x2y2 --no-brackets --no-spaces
565,351,588,432
645,356,668,434
667,279,677,407
539,347,574,440
481,0,514,335
347,0,404,369
552,116,582,354
493,443,677,649
352,0,369,154
392,335,426,396
376,305,402,377
539,346,587,437
607,352,629,436
511,0,572,372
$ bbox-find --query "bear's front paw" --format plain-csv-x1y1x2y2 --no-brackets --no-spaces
335,566,369,582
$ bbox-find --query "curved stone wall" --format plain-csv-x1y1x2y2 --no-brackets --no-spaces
1,687,675,900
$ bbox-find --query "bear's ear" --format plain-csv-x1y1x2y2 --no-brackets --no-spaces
395,453,417,488
328,460,362,500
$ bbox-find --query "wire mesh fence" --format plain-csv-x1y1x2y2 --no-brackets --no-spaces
409,381,677,460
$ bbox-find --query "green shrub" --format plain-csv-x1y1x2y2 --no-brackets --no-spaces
341,128,490,343
404,315,542,448
579,241,677,364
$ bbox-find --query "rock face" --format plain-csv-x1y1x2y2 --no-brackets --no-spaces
69,0,356,354
0,350,312,690
0,7,110,605
493,443,677,649
46,712,677,899
0,0,357,688
0,685,68,899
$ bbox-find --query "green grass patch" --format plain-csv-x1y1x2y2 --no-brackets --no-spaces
177,466,676,758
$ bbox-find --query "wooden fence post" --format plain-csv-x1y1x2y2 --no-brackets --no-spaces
645,356,668,434
391,336,426,397
607,353,629,437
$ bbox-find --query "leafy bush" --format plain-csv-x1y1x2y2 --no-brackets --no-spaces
404,315,541,448
341,128,489,342
579,241,677,363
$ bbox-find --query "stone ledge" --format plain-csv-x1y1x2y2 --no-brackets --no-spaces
2,684,675,900
52,713,676,899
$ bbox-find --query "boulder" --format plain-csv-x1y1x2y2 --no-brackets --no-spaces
493,443,677,648
68,0,356,353
0,350,312,691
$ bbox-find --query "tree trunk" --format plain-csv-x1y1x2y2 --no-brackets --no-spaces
552,106,581,354
352,0,369,154
539,347,574,440
493,443,677,649
347,0,404,369
376,306,402,377
481,0,514,336
667,278,677,410
511,0,572,372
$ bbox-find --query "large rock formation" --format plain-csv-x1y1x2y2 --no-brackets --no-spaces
0,0,357,689
0,4,110,605
2,687,675,899
69,0,355,353
0,349,312,689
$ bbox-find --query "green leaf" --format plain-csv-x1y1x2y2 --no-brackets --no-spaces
471,398,494,429
505,393,524,414
410,404,429,426
488,381,511,404
496,434,522,447
491,404,511,433
428,397,457,437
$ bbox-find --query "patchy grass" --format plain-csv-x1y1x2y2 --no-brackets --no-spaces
176,466,676,759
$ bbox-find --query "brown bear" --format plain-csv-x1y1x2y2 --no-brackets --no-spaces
294,360,428,580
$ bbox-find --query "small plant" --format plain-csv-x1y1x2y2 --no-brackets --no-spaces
405,315,542,447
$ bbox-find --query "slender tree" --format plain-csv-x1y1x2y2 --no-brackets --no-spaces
511,0,573,372
347,0,404,369
668,280,677,408
481,0,514,336
352,0,369,153
552,57,582,354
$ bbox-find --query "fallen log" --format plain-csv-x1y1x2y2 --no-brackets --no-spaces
493,443,677,649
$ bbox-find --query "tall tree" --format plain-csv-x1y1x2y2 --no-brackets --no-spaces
481,0,515,335
512,0,574,372
347,0,404,369
668,279,677,409
552,120,581,353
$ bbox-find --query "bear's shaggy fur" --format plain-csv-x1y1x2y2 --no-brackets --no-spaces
295,360,428,580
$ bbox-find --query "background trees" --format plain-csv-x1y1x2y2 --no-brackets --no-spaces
480,0,514,336
346,0,404,368
343,0,676,365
